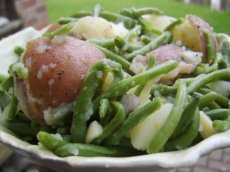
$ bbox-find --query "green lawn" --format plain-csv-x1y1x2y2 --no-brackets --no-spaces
46,0,230,34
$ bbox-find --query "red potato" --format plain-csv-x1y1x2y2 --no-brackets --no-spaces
151,44,182,64
15,36,105,123
46,23,61,32
172,15,217,62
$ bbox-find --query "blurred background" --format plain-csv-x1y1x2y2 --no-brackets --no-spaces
0,0,230,172
0,0,229,39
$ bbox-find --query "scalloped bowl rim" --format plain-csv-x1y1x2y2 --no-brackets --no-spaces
1,126,230,169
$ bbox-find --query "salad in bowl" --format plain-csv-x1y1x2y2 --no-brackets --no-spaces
0,5,229,171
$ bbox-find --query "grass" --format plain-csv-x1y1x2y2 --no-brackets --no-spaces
46,0,230,34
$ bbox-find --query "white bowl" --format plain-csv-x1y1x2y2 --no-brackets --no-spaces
1,125,230,172
0,28,229,172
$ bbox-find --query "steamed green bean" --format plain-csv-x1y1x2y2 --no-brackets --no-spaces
71,60,123,142
147,81,187,153
105,98,161,146
165,108,200,151
187,68,230,94
93,101,125,144
125,31,171,60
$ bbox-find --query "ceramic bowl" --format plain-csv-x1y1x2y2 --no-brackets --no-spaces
0,28,229,172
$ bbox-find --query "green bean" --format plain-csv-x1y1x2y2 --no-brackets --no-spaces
11,63,28,79
151,27,164,35
119,8,134,18
71,11,91,18
221,42,230,67
165,108,200,151
147,81,187,153
138,17,162,35
89,39,115,49
164,18,184,31
194,63,207,75
14,46,24,56
114,37,126,49
195,54,221,75
55,143,135,157
171,98,198,139
213,120,230,132
58,17,77,24
3,121,36,138
135,54,156,96
206,109,230,120
43,23,74,38
140,35,151,44
38,131,136,157
71,68,110,142
0,91,10,111
99,11,137,28
99,98,110,120
124,25,141,42
16,111,30,123
71,60,123,143
218,58,228,69
151,84,176,96
198,55,222,73
1,94,18,120
120,7,164,18
125,31,171,60
105,98,161,146
114,37,143,52
122,43,143,52
40,124,54,133
146,54,156,69
187,68,230,94
94,102,125,144
37,131,66,151
198,88,229,108
205,31,216,63
95,45,131,73
99,100,113,126
206,58,219,73
94,60,177,109
0,76,13,91
198,92,218,109
193,92,221,109
0,75,6,82
134,7,164,16
57,127,69,135
180,76,204,85
135,84,145,96
208,102,222,110
61,135,71,142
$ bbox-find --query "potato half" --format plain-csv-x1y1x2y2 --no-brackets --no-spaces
15,36,105,123
172,15,216,62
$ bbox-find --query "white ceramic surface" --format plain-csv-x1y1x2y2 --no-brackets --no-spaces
1,125,230,172
0,28,229,172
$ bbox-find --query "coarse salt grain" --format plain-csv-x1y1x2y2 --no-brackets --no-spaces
48,79,55,86
36,44,50,54
51,35,66,45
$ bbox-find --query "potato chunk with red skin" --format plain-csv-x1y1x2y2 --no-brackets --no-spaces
173,15,217,62
15,36,105,123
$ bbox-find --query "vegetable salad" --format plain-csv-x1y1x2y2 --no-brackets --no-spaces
0,5,229,157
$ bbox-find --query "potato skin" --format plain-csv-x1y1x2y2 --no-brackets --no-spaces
151,44,182,64
46,23,61,32
15,36,105,123
173,15,216,62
